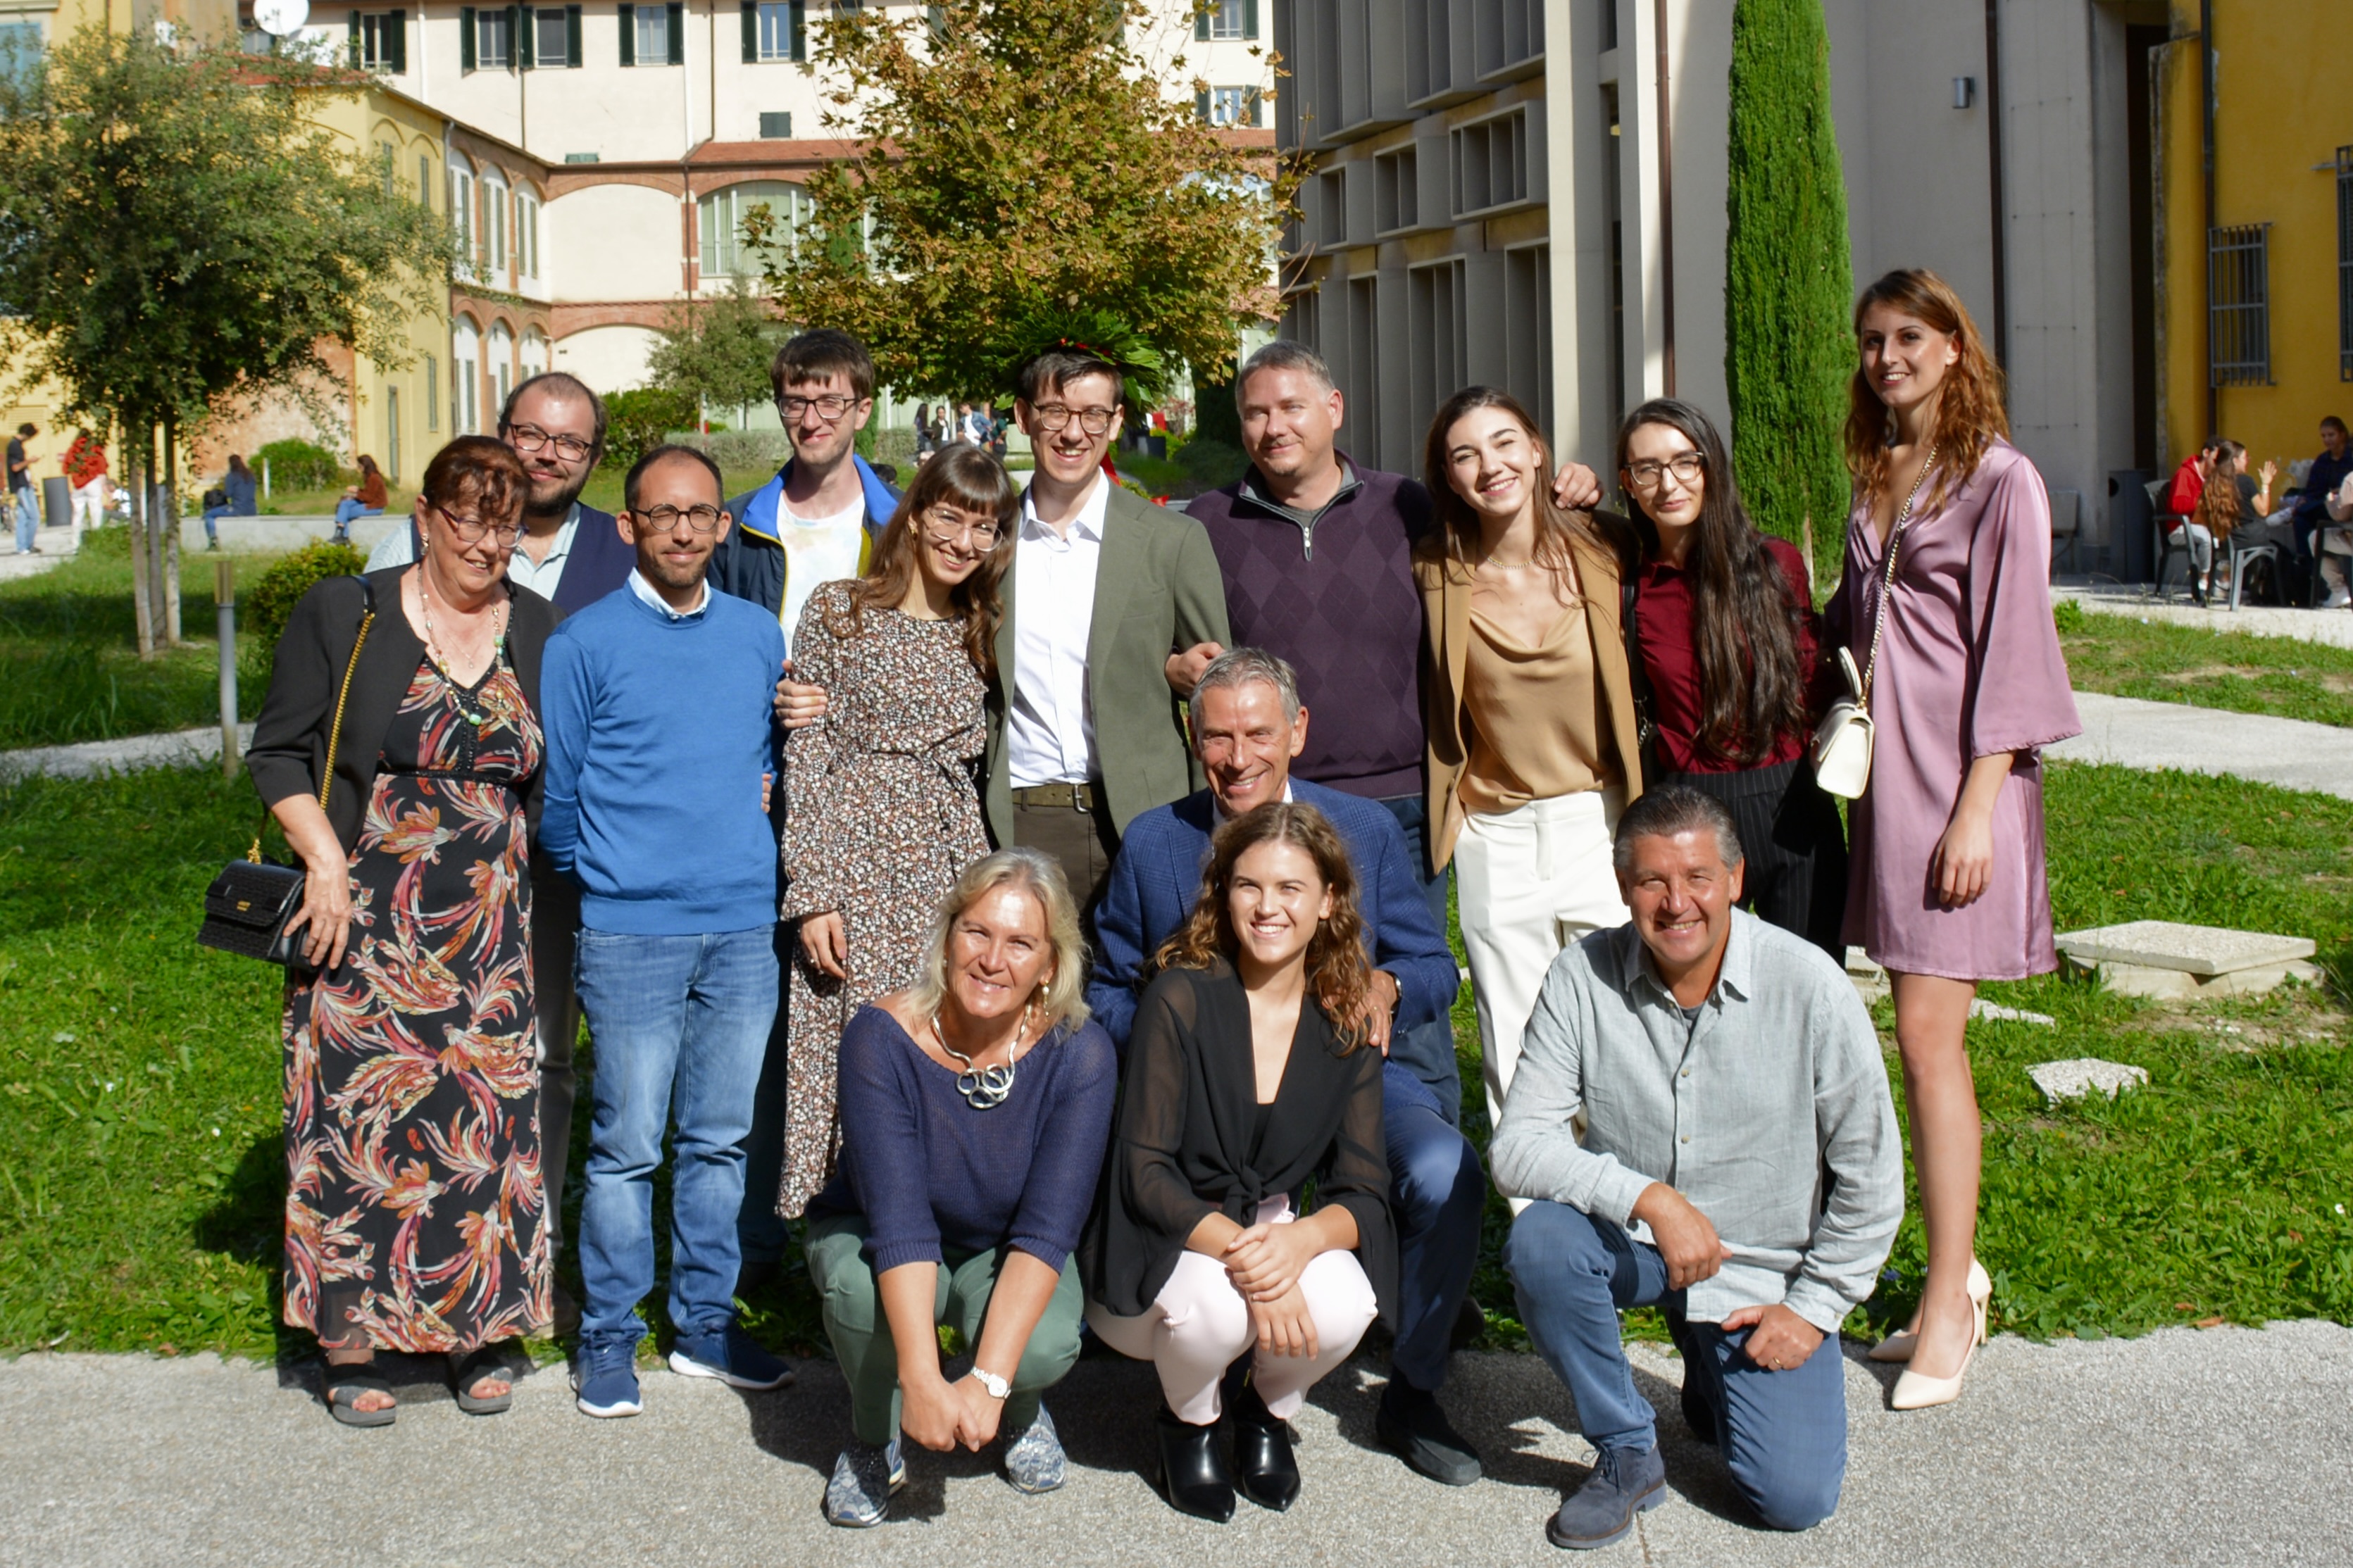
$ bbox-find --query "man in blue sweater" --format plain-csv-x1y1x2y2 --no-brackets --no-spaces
1089,648,1490,1488
540,444,794,1418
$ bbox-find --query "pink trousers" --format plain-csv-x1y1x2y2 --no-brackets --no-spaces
1085,1199,1380,1424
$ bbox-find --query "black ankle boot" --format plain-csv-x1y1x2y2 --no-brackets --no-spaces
1229,1379,1301,1512
1155,1405,1235,1523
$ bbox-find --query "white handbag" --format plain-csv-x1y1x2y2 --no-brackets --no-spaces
1811,446,1937,800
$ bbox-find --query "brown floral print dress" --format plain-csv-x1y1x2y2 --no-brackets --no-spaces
776,582,988,1217
281,653,549,1353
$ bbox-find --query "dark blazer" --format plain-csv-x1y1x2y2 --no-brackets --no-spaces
1078,960,1395,1326
1087,779,1461,1093
247,567,561,853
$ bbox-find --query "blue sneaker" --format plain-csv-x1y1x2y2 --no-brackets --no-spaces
669,1322,794,1391
573,1338,642,1418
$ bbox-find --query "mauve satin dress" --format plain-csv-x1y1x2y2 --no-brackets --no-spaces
1828,439,2083,981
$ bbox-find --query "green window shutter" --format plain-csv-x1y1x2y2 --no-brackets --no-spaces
388,9,406,72
348,10,361,68
1194,4,1207,42
741,0,756,62
790,1,806,62
1244,0,1258,40
566,5,581,66
667,3,684,63
618,2,633,65
1194,88,1209,122
1249,88,1262,126
461,6,476,70
511,6,530,68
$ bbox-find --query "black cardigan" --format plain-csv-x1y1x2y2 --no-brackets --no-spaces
246,567,561,853
1079,960,1397,1324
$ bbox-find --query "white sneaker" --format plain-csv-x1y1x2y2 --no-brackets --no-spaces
2322,589,2351,610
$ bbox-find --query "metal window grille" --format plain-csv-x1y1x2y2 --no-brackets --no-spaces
2207,222,2271,388
2338,146,2352,382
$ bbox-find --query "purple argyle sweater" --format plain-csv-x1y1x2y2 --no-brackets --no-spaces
1185,460,1433,800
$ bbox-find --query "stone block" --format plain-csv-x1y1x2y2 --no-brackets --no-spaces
2029,1058,2149,1104
2054,921,2314,977
2094,962,2198,999
2195,960,2328,998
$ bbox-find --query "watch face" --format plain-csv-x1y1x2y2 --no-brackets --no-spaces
255,0,310,36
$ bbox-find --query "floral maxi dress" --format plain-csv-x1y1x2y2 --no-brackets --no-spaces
281,653,550,1353
776,582,989,1217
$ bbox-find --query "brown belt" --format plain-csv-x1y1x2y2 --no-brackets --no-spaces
1011,781,1099,812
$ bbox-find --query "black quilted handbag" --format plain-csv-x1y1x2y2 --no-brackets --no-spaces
198,584,376,967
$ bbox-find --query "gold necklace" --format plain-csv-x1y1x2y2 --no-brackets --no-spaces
418,570,507,726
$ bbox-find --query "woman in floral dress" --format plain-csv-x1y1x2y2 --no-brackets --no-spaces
249,437,563,1425
776,444,1020,1217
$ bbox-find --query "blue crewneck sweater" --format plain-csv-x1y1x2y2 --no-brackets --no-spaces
539,582,785,935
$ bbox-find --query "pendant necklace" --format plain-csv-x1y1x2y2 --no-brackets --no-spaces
932,1000,1035,1110
419,570,507,726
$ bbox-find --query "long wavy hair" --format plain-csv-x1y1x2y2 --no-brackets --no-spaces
1842,268,2009,515
1614,399,1811,761
1155,803,1375,1053
2194,440,2247,539
907,847,1090,1032
1422,387,1606,573
825,442,1017,679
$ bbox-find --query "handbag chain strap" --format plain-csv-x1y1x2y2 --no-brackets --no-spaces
1857,443,1937,713
245,592,378,863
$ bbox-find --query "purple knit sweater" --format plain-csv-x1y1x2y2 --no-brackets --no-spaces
1185,460,1433,800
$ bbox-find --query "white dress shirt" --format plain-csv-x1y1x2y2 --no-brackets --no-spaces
1006,472,1112,788
627,567,709,620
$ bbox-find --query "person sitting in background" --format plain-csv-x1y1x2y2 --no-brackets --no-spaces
201,455,258,550
2178,440,2273,607
1497,787,1902,1548
2164,437,2219,523
1082,802,1393,1525
804,850,1115,1528
2292,418,2353,597
331,453,388,541
2318,466,2353,609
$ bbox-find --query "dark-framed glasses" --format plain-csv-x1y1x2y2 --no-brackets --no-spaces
1029,403,1118,437
429,500,525,548
920,507,1001,546
504,423,594,461
780,394,859,421
1625,452,1706,489
635,503,724,533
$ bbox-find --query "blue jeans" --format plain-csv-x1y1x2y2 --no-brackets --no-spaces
201,505,230,546
332,498,382,538
1506,1202,1847,1532
573,924,780,1348
1375,791,1463,1126
13,488,35,553
1384,1061,1484,1392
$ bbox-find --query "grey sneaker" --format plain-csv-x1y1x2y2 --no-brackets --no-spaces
1002,1403,1067,1493
1546,1443,1666,1550
823,1437,906,1529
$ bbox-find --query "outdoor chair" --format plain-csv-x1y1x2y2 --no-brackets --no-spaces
2145,477,2276,609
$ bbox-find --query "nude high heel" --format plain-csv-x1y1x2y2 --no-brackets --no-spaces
1889,1262,1992,1410
1868,1258,1989,1364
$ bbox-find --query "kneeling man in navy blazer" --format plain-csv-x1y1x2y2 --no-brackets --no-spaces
1090,646,1487,1486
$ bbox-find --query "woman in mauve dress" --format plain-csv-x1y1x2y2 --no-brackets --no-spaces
1828,269,2080,1411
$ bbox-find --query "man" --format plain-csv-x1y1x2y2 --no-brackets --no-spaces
1494,786,1901,1549
2295,417,2353,605
1178,341,1601,1122
539,444,795,1418
1090,648,1490,1486
9,422,38,555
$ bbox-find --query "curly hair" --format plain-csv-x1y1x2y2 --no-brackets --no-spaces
825,443,1018,681
1842,268,2009,516
2194,440,2247,541
1153,802,1375,1052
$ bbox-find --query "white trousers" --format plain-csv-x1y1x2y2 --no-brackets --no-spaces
70,479,107,538
1086,1198,1378,1424
1454,789,1629,1131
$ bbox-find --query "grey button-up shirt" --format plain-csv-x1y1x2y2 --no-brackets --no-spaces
1491,908,1903,1333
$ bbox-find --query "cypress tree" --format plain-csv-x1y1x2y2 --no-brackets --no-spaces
1723,0,1855,587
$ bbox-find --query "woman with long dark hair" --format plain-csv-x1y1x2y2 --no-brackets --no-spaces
1083,801,1393,1524
1413,387,1644,1131
776,442,1020,1217
1830,269,2079,1410
1613,399,1845,955
332,453,389,541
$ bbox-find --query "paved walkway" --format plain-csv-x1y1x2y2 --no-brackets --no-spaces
0,724,255,782
2056,580,2353,650
4,1324,2347,1567
2048,691,2353,801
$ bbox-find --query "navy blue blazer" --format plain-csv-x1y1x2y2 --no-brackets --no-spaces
1090,777,1462,1096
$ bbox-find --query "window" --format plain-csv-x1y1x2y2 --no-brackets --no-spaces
1199,85,1259,127
485,179,508,273
1408,258,1467,444
759,111,793,138
448,166,476,261
516,190,540,278
2208,222,2272,388
620,3,685,65
2338,146,2352,382
745,1,806,63
532,7,576,68
699,180,812,278
1195,0,1257,42
520,330,549,379
417,153,432,208
387,388,401,485
471,7,511,68
351,10,407,72
1504,243,1552,436
0,23,43,95
1375,144,1418,233
489,324,515,415
1451,105,1533,216
425,353,440,432
453,320,480,434
377,144,396,196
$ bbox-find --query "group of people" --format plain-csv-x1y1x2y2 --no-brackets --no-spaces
2164,415,2353,607
249,264,2080,1549
913,401,1009,461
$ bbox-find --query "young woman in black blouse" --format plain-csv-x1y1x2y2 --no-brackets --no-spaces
1082,802,1395,1524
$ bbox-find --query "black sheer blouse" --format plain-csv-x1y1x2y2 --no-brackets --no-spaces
1079,959,1397,1324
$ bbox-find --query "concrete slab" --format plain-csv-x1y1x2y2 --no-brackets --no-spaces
177,514,402,554
2044,691,2353,801
2056,581,2353,651
2055,920,2316,977
2028,1058,2150,1103
0,724,255,782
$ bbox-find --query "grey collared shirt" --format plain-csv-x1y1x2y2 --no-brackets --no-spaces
1491,908,1903,1333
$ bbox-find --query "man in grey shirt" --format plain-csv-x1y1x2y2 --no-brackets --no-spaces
1493,786,1901,1550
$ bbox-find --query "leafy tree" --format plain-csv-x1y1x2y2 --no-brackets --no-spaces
759,0,1299,401
1723,0,1855,584
0,29,447,654
645,283,787,429
600,388,699,471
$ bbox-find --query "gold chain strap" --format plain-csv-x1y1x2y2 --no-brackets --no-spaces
1857,444,1938,713
246,601,377,863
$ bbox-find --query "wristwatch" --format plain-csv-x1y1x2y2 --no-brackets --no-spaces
970,1366,1011,1400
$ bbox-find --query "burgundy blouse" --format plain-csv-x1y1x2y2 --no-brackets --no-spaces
1631,536,1828,775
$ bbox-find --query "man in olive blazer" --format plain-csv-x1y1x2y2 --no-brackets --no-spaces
984,346,1230,917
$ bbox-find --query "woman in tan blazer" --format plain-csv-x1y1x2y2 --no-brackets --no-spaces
1413,387,1644,1131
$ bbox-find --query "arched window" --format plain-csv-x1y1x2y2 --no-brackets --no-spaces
487,322,515,414
520,329,549,379
697,180,811,280
482,171,510,276
452,318,481,434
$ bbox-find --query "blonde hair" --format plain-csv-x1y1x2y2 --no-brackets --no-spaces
1843,268,2009,515
907,848,1091,1032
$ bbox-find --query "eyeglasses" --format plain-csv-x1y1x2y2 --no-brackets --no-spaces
920,508,1001,546
1624,452,1706,490
428,500,525,548
1028,404,1118,437
632,503,724,533
780,394,859,421
504,423,594,462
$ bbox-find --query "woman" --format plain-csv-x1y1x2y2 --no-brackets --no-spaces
777,444,1018,1217
248,436,562,1426
333,453,389,541
913,403,939,459
2180,439,2276,606
1830,268,2080,1410
1082,803,1393,1524
1615,399,1846,956
202,455,258,550
1414,387,1644,1131
804,849,1115,1528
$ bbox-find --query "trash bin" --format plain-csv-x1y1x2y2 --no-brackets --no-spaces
2108,469,2153,583
42,475,70,530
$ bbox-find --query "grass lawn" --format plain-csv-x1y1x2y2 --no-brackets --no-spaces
2057,598,2353,728
0,760,2346,1365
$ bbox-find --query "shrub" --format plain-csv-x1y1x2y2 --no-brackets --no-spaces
243,539,368,665
601,388,698,472
76,522,133,561
254,438,341,492
1175,437,1246,489
670,429,791,481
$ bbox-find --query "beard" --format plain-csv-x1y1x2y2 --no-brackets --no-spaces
526,468,590,519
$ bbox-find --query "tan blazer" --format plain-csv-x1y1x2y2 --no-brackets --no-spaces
1413,524,1645,871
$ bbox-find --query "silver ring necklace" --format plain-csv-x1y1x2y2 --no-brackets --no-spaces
931,1000,1035,1110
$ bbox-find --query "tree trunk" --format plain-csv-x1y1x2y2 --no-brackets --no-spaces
127,418,156,660
145,424,168,642
163,414,183,646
